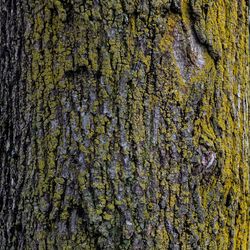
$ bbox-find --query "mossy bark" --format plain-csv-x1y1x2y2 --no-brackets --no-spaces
0,0,249,249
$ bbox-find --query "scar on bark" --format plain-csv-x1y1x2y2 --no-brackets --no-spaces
191,148,217,177
189,1,222,62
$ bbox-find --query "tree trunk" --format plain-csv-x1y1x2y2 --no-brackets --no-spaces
0,0,249,249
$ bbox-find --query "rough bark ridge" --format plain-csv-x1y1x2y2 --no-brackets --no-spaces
0,0,249,249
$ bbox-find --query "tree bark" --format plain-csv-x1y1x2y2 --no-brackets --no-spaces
0,0,249,249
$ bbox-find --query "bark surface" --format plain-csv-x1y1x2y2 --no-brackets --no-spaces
0,0,249,249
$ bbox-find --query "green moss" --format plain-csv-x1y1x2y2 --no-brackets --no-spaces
107,203,115,210
103,213,113,221
55,177,65,185
61,209,69,220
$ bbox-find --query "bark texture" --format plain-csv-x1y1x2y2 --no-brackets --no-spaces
0,0,249,249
